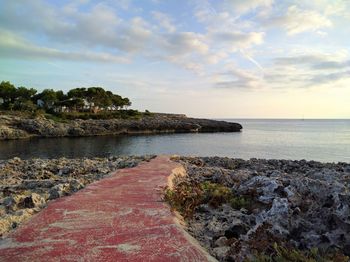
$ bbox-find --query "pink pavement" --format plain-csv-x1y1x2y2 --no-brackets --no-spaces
0,156,216,262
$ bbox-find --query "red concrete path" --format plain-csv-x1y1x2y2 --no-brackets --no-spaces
0,156,216,262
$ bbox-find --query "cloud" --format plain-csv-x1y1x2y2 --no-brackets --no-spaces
268,5,332,35
274,52,350,70
215,66,263,89
0,1,152,53
0,0,268,75
213,50,350,90
162,32,209,55
0,30,129,63
263,51,350,89
151,11,176,33
0,0,349,93
211,31,264,50
310,70,350,84
224,0,274,13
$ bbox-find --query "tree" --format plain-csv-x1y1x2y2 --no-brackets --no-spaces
0,81,17,103
68,88,86,99
36,89,58,108
16,86,37,100
65,98,84,111
111,94,124,109
87,87,112,108
55,90,66,101
122,98,131,109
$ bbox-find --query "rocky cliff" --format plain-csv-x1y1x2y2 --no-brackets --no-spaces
0,114,242,140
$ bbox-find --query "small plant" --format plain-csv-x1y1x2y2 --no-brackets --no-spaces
164,178,253,218
230,195,252,210
201,181,233,207
163,177,204,218
201,181,252,210
250,243,349,262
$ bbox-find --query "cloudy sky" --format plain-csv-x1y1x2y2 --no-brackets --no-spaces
0,0,349,118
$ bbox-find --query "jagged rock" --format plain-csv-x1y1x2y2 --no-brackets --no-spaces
18,193,45,209
0,206,6,216
256,197,290,237
212,246,230,258
214,236,228,247
175,156,350,261
48,184,70,200
238,176,284,204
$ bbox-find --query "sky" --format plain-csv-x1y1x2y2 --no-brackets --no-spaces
0,0,349,118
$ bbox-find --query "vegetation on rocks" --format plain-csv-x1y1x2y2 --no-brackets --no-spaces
164,179,252,218
168,156,350,262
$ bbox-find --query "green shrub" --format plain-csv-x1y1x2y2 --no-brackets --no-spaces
47,109,143,121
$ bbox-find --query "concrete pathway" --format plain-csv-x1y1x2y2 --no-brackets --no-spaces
0,156,216,262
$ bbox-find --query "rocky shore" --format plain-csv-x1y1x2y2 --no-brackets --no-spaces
0,113,242,140
2,154,349,261
0,155,155,237
170,156,350,261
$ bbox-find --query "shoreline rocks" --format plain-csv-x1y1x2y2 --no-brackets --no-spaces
2,154,348,261
0,114,242,140
172,156,350,261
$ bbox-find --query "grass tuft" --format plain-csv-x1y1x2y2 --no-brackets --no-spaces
164,178,253,218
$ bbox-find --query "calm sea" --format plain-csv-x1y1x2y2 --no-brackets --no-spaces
0,119,349,162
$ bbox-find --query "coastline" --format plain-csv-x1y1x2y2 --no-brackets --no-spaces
0,113,242,140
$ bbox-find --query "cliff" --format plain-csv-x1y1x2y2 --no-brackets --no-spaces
0,113,242,140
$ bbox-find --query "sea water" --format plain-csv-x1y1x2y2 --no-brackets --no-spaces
0,119,349,162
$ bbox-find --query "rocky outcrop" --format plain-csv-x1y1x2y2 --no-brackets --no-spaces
173,156,350,261
0,155,155,237
0,114,242,140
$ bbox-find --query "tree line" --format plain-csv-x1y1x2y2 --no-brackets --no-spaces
0,81,131,113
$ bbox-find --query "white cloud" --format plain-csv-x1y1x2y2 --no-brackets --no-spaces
269,5,332,35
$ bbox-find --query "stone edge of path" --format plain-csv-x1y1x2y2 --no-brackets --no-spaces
167,162,218,262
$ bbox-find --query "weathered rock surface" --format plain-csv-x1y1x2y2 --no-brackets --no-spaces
0,155,155,237
174,156,350,261
0,114,242,140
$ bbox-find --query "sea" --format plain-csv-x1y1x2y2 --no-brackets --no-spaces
0,119,349,163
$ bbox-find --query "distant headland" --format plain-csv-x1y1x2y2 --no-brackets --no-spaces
0,81,242,140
